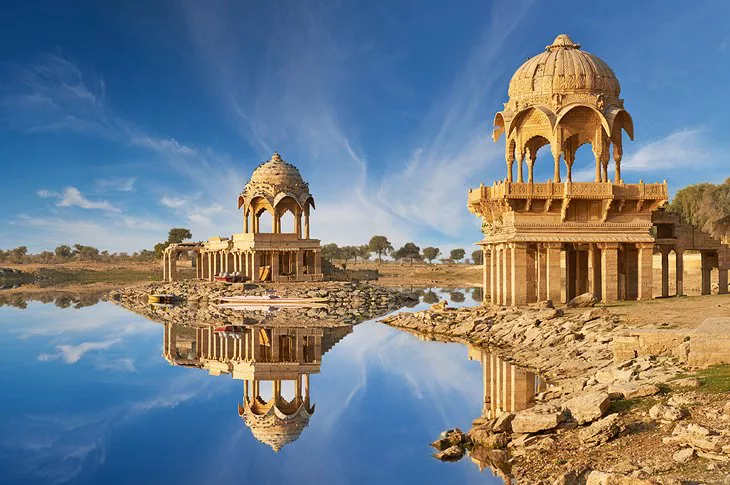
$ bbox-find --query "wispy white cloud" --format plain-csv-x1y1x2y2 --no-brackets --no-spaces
622,128,710,172
38,338,121,364
56,187,121,212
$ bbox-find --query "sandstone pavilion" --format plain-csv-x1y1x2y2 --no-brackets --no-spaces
468,34,729,306
162,151,323,282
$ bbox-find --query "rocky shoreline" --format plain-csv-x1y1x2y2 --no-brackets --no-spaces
381,300,730,484
109,280,419,327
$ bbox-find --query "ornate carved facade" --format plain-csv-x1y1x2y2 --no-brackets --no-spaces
162,152,323,282
469,34,672,305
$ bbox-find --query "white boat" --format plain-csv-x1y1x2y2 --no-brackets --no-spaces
217,294,327,305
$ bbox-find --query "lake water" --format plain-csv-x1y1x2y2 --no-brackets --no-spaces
0,288,512,485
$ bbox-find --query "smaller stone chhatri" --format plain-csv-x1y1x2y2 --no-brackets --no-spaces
161,151,323,283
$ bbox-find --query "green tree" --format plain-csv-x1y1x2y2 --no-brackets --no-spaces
321,243,341,262
54,245,73,259
357,245,371,263
368,235,393,264
10,246,28,263
450,248,465,263
154,242,168,259
422,246,440,264
394,242,421,265
340,246,358,264
471,249,484,265
168,228,193,244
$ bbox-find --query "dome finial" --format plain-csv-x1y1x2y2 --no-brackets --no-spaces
272,151,282,162
546,34,581,51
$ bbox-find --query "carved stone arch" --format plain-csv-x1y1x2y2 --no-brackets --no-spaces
508,106,556,140
493,112,506,142
555,103,611,139
605,106,634,141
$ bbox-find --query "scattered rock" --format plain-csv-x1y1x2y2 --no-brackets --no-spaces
723,401,730,416
672,377,700,389
491,412,514,433
578,413,621,447
584,470,657,484
433,445,464,462
608,382,660,400
470,430,507,449
672,447,695,463
511,409,564,434
564,391,611,425
648,404,685,422
567,292,597,308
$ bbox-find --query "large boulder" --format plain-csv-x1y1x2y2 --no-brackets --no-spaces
564,391,611,425
511,409,563,434
567,292,597,308
492,412,515,433
579,414,621,446
585,470,659,484
607,382,660,400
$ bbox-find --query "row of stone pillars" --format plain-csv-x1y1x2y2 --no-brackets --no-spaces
196,249,321,282
483,241,655,306
657,246,728,297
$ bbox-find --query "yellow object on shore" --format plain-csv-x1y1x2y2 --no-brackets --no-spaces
148,294,175,304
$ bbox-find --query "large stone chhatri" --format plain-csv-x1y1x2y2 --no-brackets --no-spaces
469,34,673,306
470,35,729,306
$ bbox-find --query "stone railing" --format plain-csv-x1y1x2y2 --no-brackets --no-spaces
468,181,667,204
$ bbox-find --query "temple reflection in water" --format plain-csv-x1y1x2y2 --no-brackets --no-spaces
467,345,546,479
468,344,546,419
163,321,352,452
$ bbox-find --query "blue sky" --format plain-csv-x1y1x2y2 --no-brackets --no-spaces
1,0,729,253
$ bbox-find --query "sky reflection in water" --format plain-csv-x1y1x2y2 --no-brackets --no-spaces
0,289,505,485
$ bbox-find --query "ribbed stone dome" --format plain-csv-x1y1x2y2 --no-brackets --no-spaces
508,34,621,100
246,151,309,196
238,151,314,211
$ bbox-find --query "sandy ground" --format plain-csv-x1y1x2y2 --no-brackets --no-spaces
348,261,483,287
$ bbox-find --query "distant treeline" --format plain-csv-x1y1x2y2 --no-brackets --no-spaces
321,235,484,266
0,244,157,264
668,178,730,240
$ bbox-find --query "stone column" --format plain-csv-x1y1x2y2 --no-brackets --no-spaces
169,253,177,282
244,211,249,233
482,247,491,304
304,212,310,239
207,253,213,281
536,245,547,301
525,245,536,303
272,251,280,280
491,246,499,305
314,250,322,275
296,250,304,279
511,243,528,306
545,243,562,304
502,245,512,306
660,246,671,298
600,243,620,302
588,244,601,300
251,252,260,282
565,246,577,301
719,268,729,295
637,243,654,300
675,249,684,296
700,251,712,295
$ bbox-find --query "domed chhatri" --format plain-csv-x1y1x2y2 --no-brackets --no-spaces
493,33,633,185
162,322,352,454
161,151,323,283
468,34,669,308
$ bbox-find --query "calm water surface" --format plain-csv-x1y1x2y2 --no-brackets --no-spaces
0,288,507,485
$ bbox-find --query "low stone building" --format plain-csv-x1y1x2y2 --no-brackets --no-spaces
468,34,729,305
162,152,323,282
